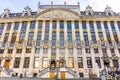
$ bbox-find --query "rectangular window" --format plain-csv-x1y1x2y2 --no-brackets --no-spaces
83,32,88,44
34,57,39,68
103,21,108,30
44,32,49,43
35,48,40,53
36,32,41,45
0,49,4,54
43,48,48,53
117,21,120,31
14,57,20,68
60,20,64,29
91,32,97,43
89,21,94,30
87,57,92,68
30,21,36,29
96,21,101,29
0,23,4,36
60,32,64,45
95,57,101,68
60,48,65,53
52,32,56,45
86,48,90,53
19,32,25,42
113,60,119,68
11,33,17,43
78,57,83,68
102,48,107,53
24,57,30,68
8,49,13,54
28,32,34,40
45,20,49,29
67,21,72,30
82,21,87,29
21,21,27,31
52,48,56,54
43,57,48,68
68,57,74,68
106,32,111,43
7,22,11,30
118,48,120,53
113,32,119,43
38,20,42,29
16,49,22,53
14,22,19,30
94,48,99,53
76,32,80,44
3,33,9,43
68,32,72,44
110,48,114,53
98,32,103,41
77,48,82,53
74,21,79,29
26,48,31,53
52,20,56,29
68,48,73,53
110,21,115,30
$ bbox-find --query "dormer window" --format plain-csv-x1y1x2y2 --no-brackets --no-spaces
3,15,7,18
1,8,10,18
22,6,32,16
104,5,113,16
85,5,93,15
108,13,111,16
24,13,29,16
88,13,92,15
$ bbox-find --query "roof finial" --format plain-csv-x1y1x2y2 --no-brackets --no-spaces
77,1,80,5
64,1,66,5
51,1,53,5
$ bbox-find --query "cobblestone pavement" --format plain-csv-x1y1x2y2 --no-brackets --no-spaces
0,77,100,80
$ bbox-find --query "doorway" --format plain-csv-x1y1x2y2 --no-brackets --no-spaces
50,60,56,70
50,72,55,78
60,72,65,78
59,59,65,67
4,60,10,68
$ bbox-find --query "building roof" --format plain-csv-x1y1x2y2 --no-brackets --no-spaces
0,4,120,18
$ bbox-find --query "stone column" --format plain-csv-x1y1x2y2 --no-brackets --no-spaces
56,20,60,61
82,48,89,78
107,21,115,42
19,21,30,75
28,20,38,77
64,20,68,67
39,20,45,70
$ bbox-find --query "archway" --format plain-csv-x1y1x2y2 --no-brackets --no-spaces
50,60,56,70
59,59,65,67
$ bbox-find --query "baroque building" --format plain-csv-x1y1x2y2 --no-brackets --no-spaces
0,2,120,79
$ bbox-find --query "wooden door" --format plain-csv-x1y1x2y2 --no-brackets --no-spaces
50,72,55,78
61,72,65,78
4,60,10,68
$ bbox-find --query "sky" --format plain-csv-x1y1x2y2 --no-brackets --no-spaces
0,0,120,13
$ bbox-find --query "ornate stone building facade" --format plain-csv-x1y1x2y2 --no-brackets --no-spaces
0,2,120,79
